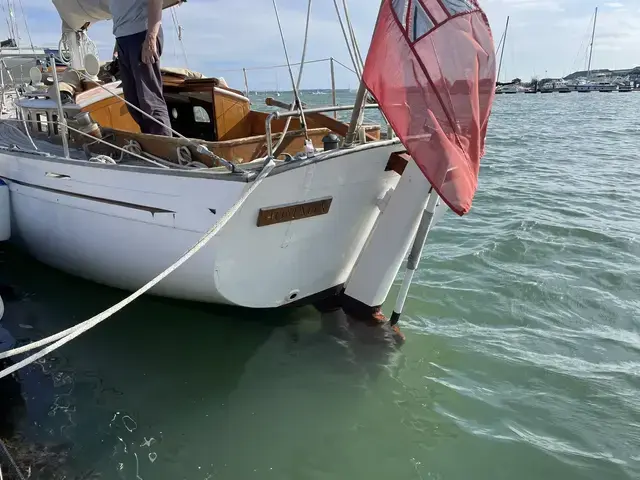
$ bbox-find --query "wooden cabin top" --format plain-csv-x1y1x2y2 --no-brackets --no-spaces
14,67,381,166
16,69,252,141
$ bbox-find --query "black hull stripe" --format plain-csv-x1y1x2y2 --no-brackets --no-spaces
3,177,175,214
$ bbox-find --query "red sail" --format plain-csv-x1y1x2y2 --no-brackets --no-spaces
363,0,496,215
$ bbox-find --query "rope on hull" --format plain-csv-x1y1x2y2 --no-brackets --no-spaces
0,158,276,379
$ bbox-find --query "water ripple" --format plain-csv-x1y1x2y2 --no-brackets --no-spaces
402,93,640,479
2,91,640,480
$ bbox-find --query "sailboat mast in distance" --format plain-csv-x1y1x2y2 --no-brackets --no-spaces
587,7,598,77
497,16,509,82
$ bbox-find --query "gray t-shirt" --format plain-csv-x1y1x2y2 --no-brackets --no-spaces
110,0,148,38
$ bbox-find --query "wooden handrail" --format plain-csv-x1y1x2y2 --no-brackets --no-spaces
265,97,377,142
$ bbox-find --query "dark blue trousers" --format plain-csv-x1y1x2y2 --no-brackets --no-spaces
116,28,172,136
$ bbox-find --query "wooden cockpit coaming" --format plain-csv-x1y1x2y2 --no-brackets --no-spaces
14,72,382,167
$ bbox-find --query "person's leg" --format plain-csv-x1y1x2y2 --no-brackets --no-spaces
116,34,144,129
132,29,172,136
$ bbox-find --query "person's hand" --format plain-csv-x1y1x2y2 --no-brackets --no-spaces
141,34,159,64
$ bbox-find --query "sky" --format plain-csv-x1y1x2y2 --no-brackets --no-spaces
5,0,640,90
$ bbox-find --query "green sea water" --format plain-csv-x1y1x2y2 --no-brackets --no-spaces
0,91,639,479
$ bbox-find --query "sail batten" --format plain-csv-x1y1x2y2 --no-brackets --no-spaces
363,0,496,215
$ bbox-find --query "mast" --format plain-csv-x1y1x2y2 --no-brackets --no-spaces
496,16,509,83
587,7,597,78
4,0,16,42
7,0,18,43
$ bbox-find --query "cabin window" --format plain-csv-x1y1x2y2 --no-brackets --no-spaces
36,113,48,133
193,106,210,123
165,99,215,141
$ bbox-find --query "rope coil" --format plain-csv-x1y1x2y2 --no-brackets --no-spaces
0,117,230,174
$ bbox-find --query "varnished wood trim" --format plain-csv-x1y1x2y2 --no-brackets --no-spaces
257,197,332,227
265,97,380,141
385,151,409,175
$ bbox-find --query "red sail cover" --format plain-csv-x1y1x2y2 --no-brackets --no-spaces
363,0,496,215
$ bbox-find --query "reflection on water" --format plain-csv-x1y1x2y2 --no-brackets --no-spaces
0,244,403,479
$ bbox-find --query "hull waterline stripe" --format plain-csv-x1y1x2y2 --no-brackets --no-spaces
2,177,175,214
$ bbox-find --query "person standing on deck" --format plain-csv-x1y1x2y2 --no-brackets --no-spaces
110,0,172,136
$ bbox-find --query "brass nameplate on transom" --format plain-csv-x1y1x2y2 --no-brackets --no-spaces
257,197,333,227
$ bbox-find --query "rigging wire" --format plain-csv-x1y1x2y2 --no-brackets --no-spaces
271,0,312,153
16,0,33,51
1,2,14,43
332,0,361,78
341,0,364,73
341,0,390,131
8,0,18,45
570,11,596,74
170,6,189,68
330,57,357,75
270,0,308,141
3,1,11,41
494,28,505,59
215,58,357,75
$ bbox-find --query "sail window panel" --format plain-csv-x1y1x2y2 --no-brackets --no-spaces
411,3,434,41
440,0,474,16
392,0,410,27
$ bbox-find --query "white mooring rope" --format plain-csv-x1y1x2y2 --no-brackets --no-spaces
0,158,276,379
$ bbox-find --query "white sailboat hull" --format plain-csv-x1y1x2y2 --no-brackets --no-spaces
0,142,403,308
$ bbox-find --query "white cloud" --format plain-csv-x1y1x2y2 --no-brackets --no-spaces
18,0,375,90
499,0,565,12
484,0,640,80
10,0,640,88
